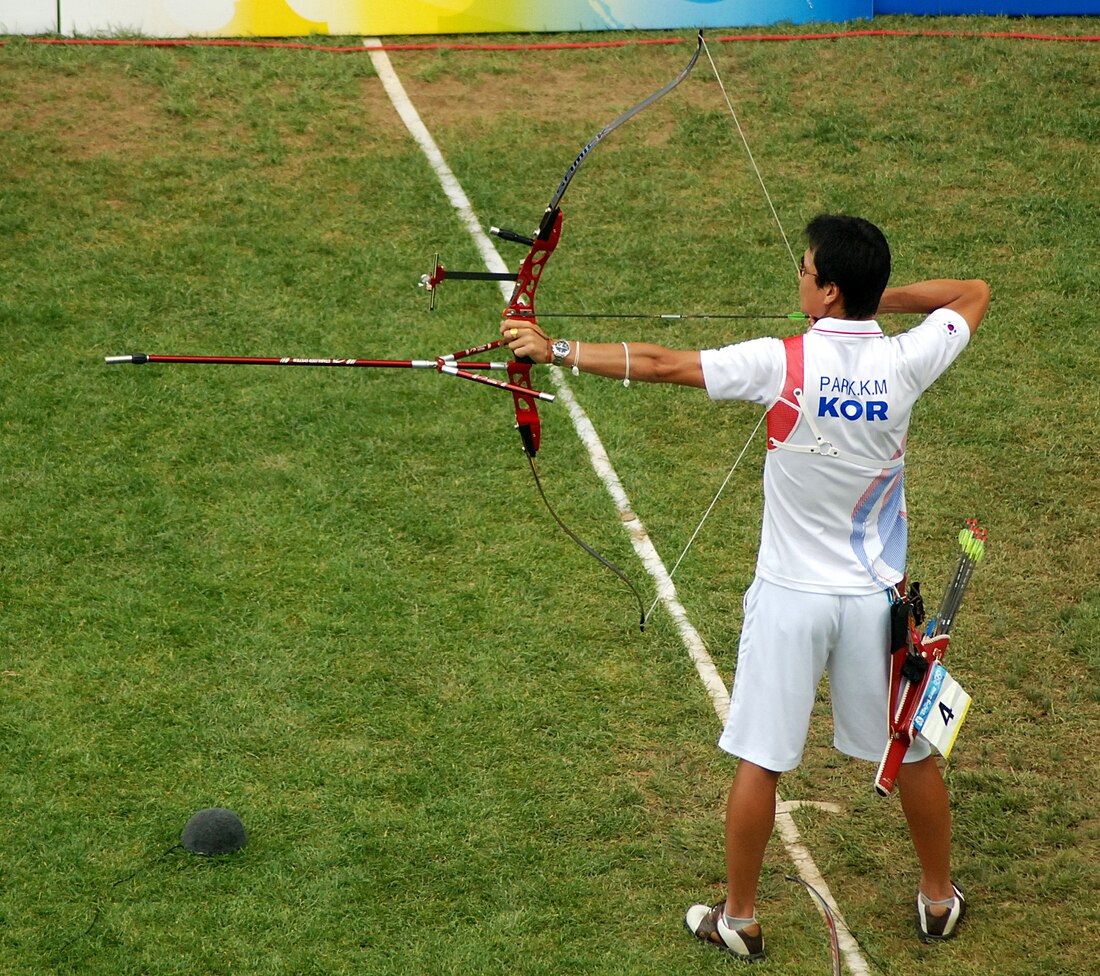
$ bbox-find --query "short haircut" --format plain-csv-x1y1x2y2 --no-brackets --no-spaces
805,215,891,319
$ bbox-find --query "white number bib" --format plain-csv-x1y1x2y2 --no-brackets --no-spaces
912,663,972,759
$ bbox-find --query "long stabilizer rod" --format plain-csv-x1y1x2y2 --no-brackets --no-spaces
104,352,555,402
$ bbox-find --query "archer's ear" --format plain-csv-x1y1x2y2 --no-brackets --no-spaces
823,281,844,312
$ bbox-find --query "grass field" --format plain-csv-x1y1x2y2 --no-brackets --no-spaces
2,16,1098,976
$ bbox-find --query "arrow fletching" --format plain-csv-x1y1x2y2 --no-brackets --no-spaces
931,519,987,638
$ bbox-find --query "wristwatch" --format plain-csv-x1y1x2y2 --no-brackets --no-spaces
550,338,572,366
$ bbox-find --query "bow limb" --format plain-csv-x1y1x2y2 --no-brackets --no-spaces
545,31,703,217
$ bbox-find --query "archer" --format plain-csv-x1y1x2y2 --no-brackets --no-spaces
504,213,990,961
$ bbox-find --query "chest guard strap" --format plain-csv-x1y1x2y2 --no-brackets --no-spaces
766,333,905,472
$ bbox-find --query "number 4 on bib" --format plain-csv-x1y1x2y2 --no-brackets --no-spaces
912,663,972,758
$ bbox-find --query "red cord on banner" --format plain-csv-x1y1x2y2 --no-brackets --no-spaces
25,30,1100,52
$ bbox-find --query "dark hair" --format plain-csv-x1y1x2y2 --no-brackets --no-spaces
804,215,891,319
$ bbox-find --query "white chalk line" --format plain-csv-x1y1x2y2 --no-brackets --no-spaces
365,38,869,975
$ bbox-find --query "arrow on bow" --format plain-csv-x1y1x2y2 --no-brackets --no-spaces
103,36,708,634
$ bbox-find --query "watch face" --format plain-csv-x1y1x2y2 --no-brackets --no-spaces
552,339,570,362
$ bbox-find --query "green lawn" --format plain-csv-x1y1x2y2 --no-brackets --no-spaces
1,18,1098,975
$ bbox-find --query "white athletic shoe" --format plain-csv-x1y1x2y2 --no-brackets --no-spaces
684,900,766,962
917,885,967,942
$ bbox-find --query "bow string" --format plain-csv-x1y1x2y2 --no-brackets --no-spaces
646,36,803,623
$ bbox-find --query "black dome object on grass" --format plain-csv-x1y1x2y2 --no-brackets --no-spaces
181,808,247,855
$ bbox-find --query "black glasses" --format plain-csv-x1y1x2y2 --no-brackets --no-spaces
798,255,821,280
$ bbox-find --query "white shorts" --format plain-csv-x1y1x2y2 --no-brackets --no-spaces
718,577,932,772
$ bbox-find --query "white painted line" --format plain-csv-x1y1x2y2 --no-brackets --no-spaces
776,802,873,975
362,39,510,279
366,39,869,974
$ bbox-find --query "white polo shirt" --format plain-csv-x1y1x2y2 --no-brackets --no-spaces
700,311,970,595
